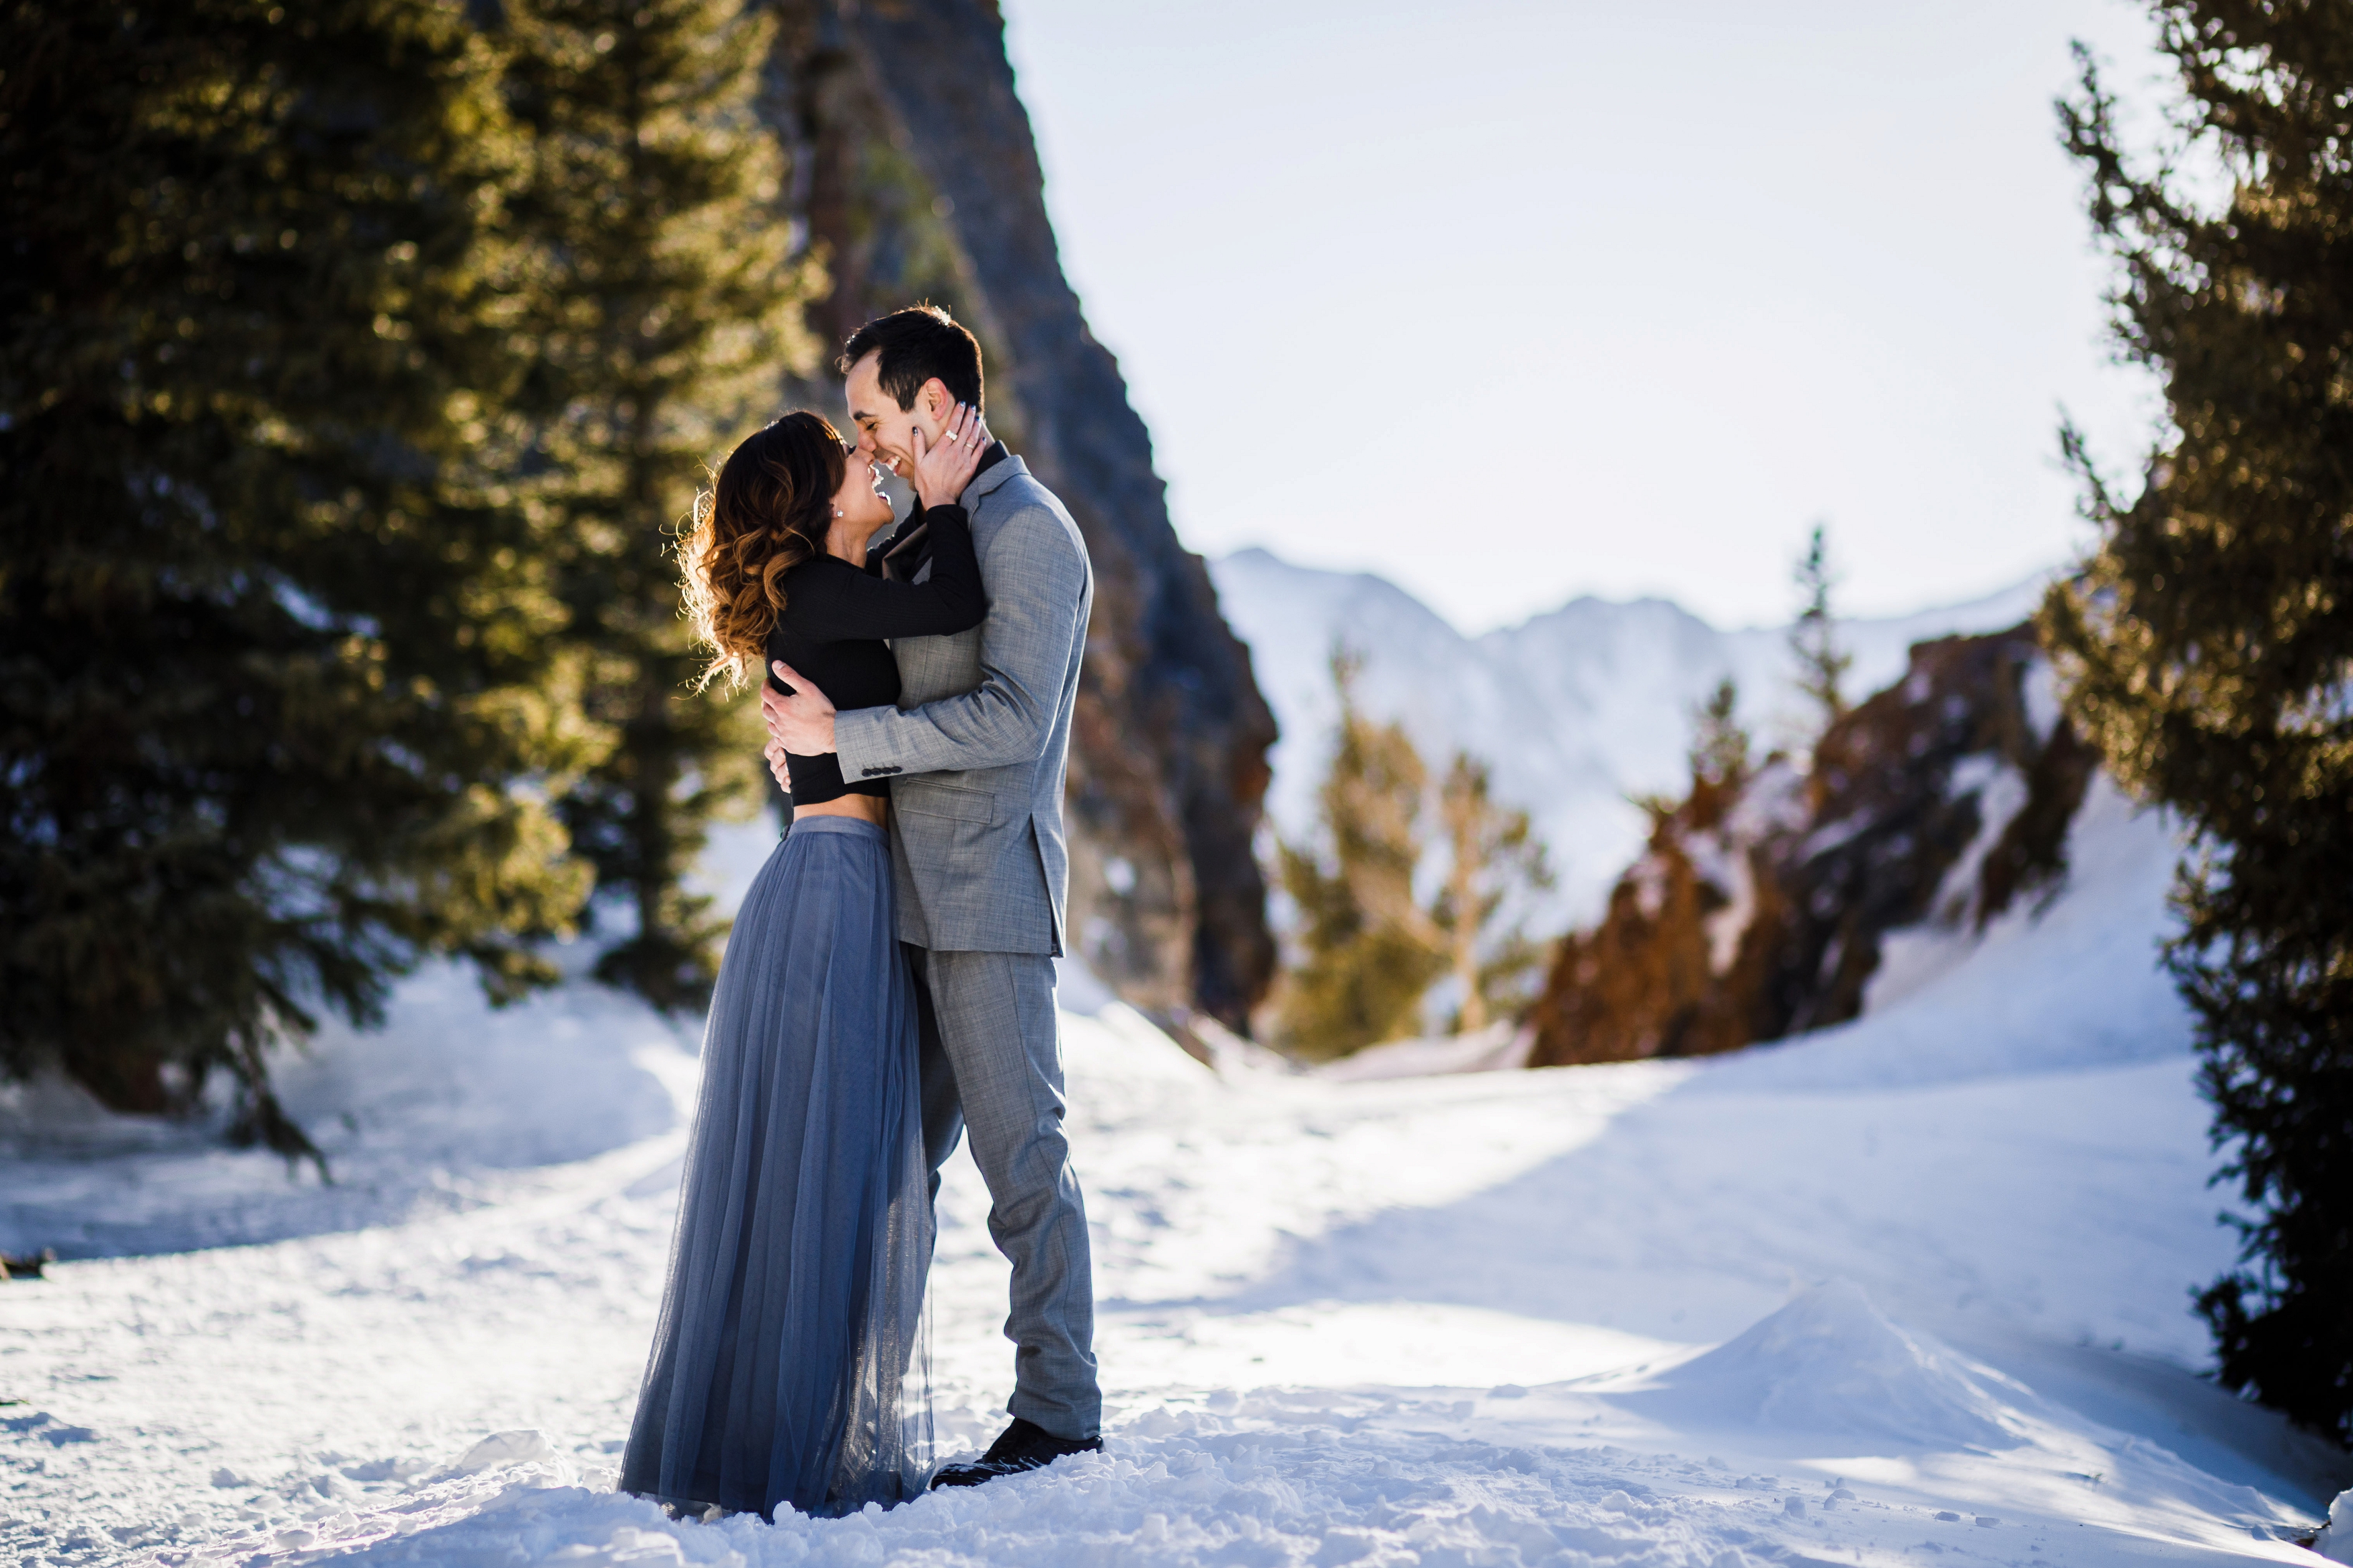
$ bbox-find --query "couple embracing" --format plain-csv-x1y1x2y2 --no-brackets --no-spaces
618,306,1102,1517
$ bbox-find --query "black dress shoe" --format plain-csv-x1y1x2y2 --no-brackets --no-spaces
928,1417,1102,1489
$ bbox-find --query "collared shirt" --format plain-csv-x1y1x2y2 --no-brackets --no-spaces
875,440,1010,582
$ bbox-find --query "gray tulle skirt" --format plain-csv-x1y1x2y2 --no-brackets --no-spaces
621,816,934,1518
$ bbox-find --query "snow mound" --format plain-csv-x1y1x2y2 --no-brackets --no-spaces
2320,1487,2353,1563
452,1430,556,1475
1062,1002,1218,1086
1315,1021,1533,1082
276,961,688,1171
0,958,690,1259
1603,1281,2026,1451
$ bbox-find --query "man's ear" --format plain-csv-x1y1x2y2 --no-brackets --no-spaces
920,378,950,421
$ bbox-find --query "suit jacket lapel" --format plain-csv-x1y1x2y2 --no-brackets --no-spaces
883,454,1031,585
879,515,930,583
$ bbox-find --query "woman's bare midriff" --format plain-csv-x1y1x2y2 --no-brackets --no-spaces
793,794,889,827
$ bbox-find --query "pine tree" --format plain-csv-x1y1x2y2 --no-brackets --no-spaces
501,0,819,1011
1434,754,1553,1033
2045,2,2353,1442
1790,524,1852,727
0,0,597,1162
1689,677,1753,792
1273,651,1447,1059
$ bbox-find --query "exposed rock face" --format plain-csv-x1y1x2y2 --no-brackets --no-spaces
1527,626,2100,1066
763,0,1278,1027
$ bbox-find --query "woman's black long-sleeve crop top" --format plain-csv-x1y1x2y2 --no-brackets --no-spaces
763,503,986,805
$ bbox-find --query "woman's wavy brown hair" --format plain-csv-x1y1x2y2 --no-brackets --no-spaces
681,411,848,691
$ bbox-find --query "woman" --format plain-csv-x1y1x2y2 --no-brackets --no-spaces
621,403,990,1518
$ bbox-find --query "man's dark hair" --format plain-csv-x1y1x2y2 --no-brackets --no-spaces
838,304,984,413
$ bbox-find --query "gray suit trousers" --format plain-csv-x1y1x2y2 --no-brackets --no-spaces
905,945,1101,1440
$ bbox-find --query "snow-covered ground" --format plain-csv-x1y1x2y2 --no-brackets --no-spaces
5,796,2349,1567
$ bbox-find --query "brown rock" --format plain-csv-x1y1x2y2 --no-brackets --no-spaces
1529,626,2099,1067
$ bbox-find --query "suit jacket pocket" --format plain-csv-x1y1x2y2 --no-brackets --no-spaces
896,782,998,827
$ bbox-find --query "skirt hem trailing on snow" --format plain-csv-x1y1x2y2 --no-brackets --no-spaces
620,817,934,1518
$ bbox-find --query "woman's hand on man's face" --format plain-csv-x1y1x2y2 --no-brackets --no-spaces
909,400,989,509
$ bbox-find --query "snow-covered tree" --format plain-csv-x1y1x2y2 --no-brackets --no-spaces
2045,0,2353,1442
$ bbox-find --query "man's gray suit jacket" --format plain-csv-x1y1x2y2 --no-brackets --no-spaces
835,454,1092,954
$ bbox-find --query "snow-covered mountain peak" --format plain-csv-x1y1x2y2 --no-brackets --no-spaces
1211,546,2054,920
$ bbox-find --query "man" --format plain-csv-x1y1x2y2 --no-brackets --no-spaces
762,304,1102,1487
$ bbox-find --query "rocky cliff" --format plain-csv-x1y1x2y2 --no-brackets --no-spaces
761,0,1277,1028
1527,626,2101,1066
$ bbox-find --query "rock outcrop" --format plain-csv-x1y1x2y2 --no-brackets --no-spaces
1527,626,2100,1066
762,0,1278,1028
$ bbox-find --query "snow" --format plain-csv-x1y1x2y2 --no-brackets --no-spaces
1594,1280,2022,1452
6,682,2349,1566
1311,1023,1533,1084
1211,546,2048,921
2321,1489,2353,1563
1766,775,2191,1091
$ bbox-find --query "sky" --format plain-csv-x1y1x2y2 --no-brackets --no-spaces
997,0,2177,633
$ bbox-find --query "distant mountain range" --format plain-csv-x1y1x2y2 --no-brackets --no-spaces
1207,548,2050,922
